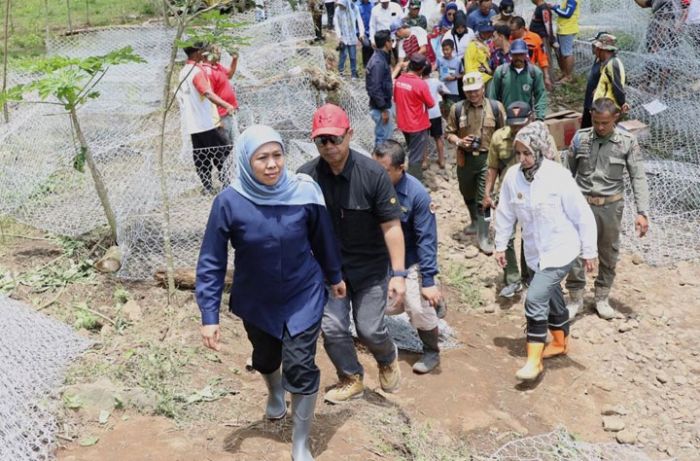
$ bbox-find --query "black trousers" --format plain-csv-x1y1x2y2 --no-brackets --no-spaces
244,319,322,395
324,2,335,28
362,44,374,69
191,128,230,192
312,13,323,39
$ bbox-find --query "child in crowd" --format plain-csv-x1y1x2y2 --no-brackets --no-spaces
436,39,464,118
422,65,448,169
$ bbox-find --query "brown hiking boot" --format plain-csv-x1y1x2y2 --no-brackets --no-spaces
323,374,364,404
378,356,401,392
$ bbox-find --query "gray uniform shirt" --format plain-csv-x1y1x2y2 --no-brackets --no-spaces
567,127,650,214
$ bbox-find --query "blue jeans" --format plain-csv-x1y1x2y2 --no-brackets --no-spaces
338,43,358,77
369,106,395,148
321,278,396,379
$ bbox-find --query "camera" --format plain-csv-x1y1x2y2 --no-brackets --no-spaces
471,136,481,151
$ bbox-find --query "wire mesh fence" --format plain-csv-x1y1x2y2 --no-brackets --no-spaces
568,0,700,265
0,295,91,461
476,427,668,461
0,0,699,277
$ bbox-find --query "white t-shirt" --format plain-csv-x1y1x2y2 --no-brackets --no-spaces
426,77,448,119
177,63,216,135
441,28,476,59
688,0,700,24
397,26,429,59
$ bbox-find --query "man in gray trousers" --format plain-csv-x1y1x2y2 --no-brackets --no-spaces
565,97,650,320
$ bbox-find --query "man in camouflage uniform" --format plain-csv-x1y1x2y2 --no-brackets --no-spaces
565,97,650,320
310,0,325,43
483,101,558,297
445,72,506,255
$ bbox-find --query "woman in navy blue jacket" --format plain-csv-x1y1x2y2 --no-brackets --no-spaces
196,125,346,461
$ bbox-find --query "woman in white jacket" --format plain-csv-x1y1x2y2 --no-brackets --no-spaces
494,122,598,382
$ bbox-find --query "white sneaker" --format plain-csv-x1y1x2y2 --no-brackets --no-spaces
595,297,615,320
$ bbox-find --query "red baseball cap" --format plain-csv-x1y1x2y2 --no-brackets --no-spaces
311,104,350,139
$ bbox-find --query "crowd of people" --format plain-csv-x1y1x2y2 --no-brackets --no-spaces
180,1,700,460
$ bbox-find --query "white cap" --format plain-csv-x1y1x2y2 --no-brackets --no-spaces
462,72,484,91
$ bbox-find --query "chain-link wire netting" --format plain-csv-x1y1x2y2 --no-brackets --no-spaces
476,427,667,461
0,295,91,461
1,0,699,278
514,0,700,265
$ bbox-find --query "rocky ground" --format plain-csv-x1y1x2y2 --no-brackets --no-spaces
425,161,700,460
2,147,698,460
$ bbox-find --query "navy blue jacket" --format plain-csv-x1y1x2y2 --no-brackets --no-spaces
395,173,438,287
365,49,393,111
196,188,342,339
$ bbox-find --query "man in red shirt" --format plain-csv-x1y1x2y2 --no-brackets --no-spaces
393,53,435,181
202,45,240,144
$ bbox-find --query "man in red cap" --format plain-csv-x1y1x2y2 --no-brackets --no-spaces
393,53,435,181
298,104,407,404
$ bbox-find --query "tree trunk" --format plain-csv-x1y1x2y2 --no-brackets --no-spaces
161,0,171,27
66,0,72,33
69,108,118,243
2,0,10,123
43,0,49,46
156,17,188,300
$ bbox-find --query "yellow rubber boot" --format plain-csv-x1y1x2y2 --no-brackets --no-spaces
543,330,569,359
515,343,544,381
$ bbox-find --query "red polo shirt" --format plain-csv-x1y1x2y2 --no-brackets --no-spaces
202,62,239,117
393,73,435,133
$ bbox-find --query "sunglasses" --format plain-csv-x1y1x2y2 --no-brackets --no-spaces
313,134,345,147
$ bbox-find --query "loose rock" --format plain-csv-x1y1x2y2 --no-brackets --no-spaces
656,371,669,384
121,300,143,322
601,404,628,416
603,416,626,432
673,375,688,386
464,245,479,259
616,430,637,444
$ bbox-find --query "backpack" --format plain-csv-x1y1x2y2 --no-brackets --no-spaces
496,63,537,110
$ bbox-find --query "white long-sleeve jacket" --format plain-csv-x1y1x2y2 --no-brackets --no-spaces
494,159,598,271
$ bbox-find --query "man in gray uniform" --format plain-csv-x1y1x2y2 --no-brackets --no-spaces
565,97,650,320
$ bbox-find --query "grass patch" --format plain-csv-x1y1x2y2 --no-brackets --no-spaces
442,262,483,310
550,73,587,112
1,0,162,58
358,396,473,460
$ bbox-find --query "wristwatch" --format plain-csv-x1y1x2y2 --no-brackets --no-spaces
390,269,409,278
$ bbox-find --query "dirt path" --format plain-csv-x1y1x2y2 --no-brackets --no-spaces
2,160,697,460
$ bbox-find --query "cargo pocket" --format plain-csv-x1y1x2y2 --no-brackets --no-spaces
607,156,626,180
